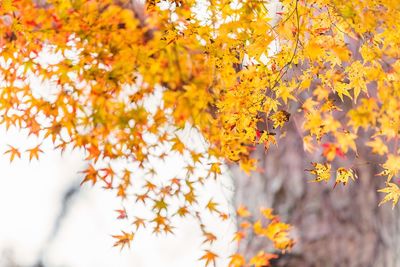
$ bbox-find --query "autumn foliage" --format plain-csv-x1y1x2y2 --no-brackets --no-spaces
1,0,400,265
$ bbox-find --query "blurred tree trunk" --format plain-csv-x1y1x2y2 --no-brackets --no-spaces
232,122,400,267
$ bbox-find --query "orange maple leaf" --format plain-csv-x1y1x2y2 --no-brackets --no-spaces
80,164,98,185
112,231,134,250
132,217,146,230
202,231,217,245
4,145,21,162
26,144,43,162
199,250,218,267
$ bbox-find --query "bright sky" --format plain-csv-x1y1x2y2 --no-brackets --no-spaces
0,125,236,267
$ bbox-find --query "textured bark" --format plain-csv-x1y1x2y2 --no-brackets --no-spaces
232,123,400,267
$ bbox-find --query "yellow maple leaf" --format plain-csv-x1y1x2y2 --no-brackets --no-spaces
259,131,277,150
153,198,168,211
335,167,357,187
171,136,185,154
378,182,400,209
377,154,400,182
265,221,294,250
249,251,278,267
307,162,332,183
239,158,257,175
253,220,264,235
366,137,388,156
270,110,290,129
260,207,275,220
335,131,357,154
237,205,251,218
209,162,222,175
228,253,246,267
206,199,219,214
334,82,352,101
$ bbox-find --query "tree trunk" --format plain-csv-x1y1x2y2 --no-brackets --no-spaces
232,123,400,267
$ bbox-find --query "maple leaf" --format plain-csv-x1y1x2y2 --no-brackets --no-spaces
237,205,251,218
80,164,98,186
206,199,219,214
175,206,189,217
115,208,128,220
322,143,345,161
151,214,168,233
335,131,357,154
26,145,43,162
258,131,277,150
334,82,352,101
366,137,388,156
185,164,195,175
199,250,218,267
190,150,203,163
209,162,222,176
260,208,275,220
378,183,400,209
265,221,294,251
121,168,132,187
117,185,127,199
4,145,21,162
86,145,101,163
171,136,185,154
306,162,332,183
253,220,264,235
347,98,378,132
112,231,134,250
202,231,217,245
163,224,175,235
144,180,157,191
239,158,257,175
135,193,149,204
232,231,246,243
249,251,278,267
240,221,252,229
26,119,41,137
100,164,116,180
228,254,246,267
377,154,400,182
320,99,342,112
132,217,146,230
334,167,357,188
270,110,290,129
153,198,168,211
